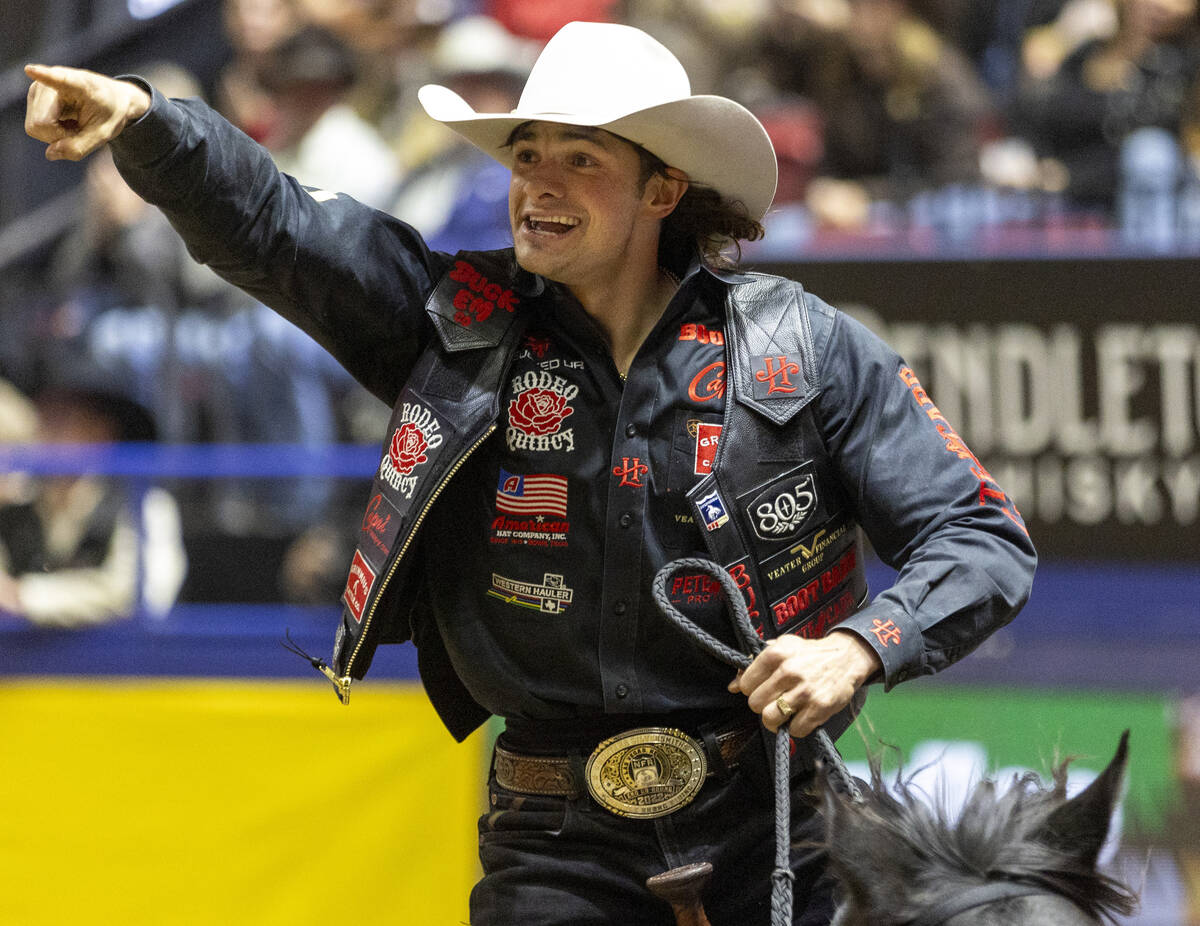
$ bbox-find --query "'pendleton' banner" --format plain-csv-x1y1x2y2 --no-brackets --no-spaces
766,258,1200,561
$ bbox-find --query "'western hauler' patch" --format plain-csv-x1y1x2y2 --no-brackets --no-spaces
488,572,574,614
380,402,444,499
740,465,819,544
343,550,377,623
507,370,577,452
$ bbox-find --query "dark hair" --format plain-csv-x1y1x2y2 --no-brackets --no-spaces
634,146,764,269
825,749,1139,926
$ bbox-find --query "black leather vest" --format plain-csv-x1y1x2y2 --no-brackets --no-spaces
330,253,867,741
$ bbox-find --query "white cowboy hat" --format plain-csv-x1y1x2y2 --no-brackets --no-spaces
417,21,778,221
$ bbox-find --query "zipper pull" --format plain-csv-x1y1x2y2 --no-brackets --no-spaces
315,661,352,704
283,630,353,705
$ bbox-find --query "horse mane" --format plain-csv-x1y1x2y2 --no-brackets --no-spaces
825,751,1139,925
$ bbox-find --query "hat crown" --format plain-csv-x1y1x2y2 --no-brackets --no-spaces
516,21,691,122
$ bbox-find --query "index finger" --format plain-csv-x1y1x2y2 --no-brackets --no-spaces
23,63,100,99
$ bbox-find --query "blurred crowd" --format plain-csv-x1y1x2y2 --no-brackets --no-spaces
5,0,1200,617
199,0,1200,256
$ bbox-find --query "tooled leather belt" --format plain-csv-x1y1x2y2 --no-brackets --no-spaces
493,719,761,818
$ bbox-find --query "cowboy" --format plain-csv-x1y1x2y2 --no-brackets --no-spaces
24,21,1035,924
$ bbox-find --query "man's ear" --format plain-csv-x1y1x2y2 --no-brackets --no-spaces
645,168,689,217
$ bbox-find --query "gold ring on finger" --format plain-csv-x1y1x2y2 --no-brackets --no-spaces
775,696,795,720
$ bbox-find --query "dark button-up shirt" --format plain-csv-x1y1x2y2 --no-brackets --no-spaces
419,273,745,720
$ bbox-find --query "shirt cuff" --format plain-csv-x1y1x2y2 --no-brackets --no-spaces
832,601,924,690
109,77,186,169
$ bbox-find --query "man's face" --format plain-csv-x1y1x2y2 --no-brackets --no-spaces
507,122,656,292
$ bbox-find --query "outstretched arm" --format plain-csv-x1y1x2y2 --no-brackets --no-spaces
24,63,442,405
24,64,150,161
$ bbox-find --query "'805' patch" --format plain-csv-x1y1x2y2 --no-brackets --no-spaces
739,464,820,545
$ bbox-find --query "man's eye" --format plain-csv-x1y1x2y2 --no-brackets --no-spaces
571,154,594,167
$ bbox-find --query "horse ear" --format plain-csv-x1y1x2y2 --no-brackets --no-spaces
1038,730,1129,869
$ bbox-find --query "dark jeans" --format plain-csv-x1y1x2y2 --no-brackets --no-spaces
470,733,836,925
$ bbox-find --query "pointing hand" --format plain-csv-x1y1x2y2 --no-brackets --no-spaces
24,64,150,161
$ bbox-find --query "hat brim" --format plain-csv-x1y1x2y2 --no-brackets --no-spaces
418,84,778,222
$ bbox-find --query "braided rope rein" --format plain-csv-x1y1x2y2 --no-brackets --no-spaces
651,557,863,926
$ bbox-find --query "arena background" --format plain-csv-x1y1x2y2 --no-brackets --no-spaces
1,1,1198,923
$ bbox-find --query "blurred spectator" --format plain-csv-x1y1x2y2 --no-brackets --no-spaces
0,387,187,627
1172,694,1200,923
1019,0,1120,82
938,0,1108,97
0,379,38,447
622,0,771,96
293,0,449,55
0,379,38,509
1015,0,1200,210
42,62,259,445
33,58,369,533
290,0,453,141
486,0,619,41
762,0,997,230
246,26,400,207
216,0,303,143
754,97,826,205
388,15,538,251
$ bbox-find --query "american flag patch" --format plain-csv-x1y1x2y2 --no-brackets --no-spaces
496,469,568,517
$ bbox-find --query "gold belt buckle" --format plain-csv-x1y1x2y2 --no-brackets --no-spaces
584,727,708,818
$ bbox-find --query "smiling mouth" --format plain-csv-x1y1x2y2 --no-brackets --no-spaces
523,215,581,236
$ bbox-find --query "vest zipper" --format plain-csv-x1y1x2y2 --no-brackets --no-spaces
334,423,498,703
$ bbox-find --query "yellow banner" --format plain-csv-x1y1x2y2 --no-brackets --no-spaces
0,678,484,925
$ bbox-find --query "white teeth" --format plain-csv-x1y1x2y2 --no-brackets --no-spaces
527,215,580,227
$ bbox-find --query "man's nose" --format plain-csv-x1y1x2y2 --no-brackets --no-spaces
524,161,566,197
